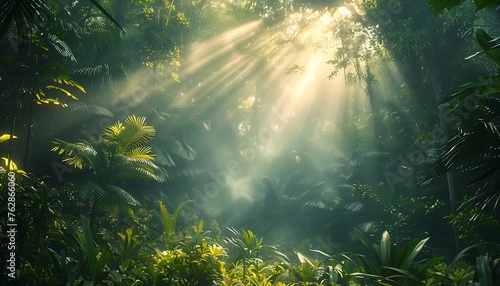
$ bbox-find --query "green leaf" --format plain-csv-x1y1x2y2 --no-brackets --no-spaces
474,0,499,10
398,237,429,270
428,0,464,16
476,29,500,67
476,255,494,286
79,215,96,273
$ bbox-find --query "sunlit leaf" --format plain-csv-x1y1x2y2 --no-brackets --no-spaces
0,134,17,143
45,85,79,100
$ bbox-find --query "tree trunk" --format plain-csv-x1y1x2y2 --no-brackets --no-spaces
424,45,461,253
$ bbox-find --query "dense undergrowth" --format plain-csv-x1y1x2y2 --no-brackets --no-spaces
1,174,499,285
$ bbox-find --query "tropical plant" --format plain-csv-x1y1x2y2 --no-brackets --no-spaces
0,0,123,40
51,114,168,224
0,133,25,173
140,220,226,285
157,199,193,245
348,228,443,285
440,242,500,286
0,173,70,283
420,29,500,218
429,0,500,16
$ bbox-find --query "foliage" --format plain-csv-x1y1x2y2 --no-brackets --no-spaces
426,262,475,286
0,0,123,40
420,28,500,215
348,228,443,285
446,201,500,245
429,0,500,15
51,115,167,226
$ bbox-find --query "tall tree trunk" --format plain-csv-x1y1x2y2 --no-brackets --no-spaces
424,45,461,253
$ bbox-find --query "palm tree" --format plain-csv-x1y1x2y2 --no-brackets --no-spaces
0,0,123,40
51,115,168,221
420,29,500,218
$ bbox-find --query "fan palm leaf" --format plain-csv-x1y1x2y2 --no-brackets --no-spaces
0,0,53,39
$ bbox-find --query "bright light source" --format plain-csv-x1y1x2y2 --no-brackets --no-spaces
337,7,352,16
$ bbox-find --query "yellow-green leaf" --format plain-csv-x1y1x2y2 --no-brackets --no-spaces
0,134,17,143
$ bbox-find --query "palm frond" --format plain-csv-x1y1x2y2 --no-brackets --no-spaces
51,139,97,169
121,115,156,150
76,181,107,201
134,167,168,183
152,145,176,167
74,63,127,89
48,33,77,62
128,146,155,161
170,167,206,181
175,139,197,160
68,102,114,117
102,122,125,139
114,154,168,182
0,0,53,39
104,184,139,206
75,64,110,77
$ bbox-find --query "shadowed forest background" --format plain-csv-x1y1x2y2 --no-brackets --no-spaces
1,0,500,285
